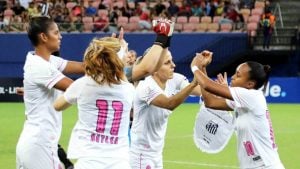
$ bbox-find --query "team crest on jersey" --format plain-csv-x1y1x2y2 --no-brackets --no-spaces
206,120,219,135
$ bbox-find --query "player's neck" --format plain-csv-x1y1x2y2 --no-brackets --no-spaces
153,75,167,90
35,46,52,61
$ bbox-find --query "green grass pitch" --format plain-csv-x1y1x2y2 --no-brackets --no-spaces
1,103,299,169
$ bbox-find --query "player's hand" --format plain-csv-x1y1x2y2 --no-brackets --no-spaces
216,72,228,86
152,18,174,37
16,87,24,96
191,50,213,69
113,27,129,60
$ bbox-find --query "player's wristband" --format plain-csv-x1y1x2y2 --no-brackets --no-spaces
154,34,169,48
191,66,199,73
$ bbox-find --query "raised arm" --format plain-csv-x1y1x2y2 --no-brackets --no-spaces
191,51,232,110
132,19,175,81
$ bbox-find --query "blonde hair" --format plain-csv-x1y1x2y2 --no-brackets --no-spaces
84,37,125,85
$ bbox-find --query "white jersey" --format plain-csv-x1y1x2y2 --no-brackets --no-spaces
130,73,189,156
226,87,282,168
18,51,67,147
64,76,135,159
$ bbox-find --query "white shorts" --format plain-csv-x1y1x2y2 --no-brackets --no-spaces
16,142,62,169
129,151,162,169
75,157,131,169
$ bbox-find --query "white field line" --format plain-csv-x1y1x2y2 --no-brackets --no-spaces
164,160,239,168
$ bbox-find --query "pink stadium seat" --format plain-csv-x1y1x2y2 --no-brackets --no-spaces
213,16,223,23
176,16,188,24
196,23,208,32
129,16,140,23
247,22,258,36
114,1,124,8
201,16,212,23
82,16,93,23
207,23,219,32
189,16,200,23
138,2,147,8
248,15,260,23
182,23,196,32
83,23,94,32
251,8,264,16
174,23,183,32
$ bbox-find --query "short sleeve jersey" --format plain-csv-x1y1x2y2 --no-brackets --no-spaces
64,76,135,159
226,87,281,168
130,73,189,155
20,51,67,147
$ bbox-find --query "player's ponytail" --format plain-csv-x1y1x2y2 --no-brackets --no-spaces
246,61,271,92
262,65,271,93
84,37,125,85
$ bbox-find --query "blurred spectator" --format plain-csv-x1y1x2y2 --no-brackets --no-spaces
134,3,143,16
19,0,30,9
85,0,97,16
168,0,179,16
123,49,137,66
235,13,246,31
60,15,72,32
215,1,224,16
12,1,26,16
98,1,107,10
177,1,192,17
191,3,203,16
53,7,64,23
0,15,5,30
108,6,119,33
226,5,238,22
260,8,276,50
8,14,24,32
241,0,254,8
93,15,109,32
54,0,65,9
139,7,151,31
72,1,85,18
154,0,166,16
40,1,50,16
73,14,83,32
0,1,6,13
27,2,39,17
207,1,216,18
120,6,131,18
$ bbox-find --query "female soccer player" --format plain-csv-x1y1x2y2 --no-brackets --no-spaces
130,49,201,169
16,16,84,169
53,36,135,169
191,52,285,169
